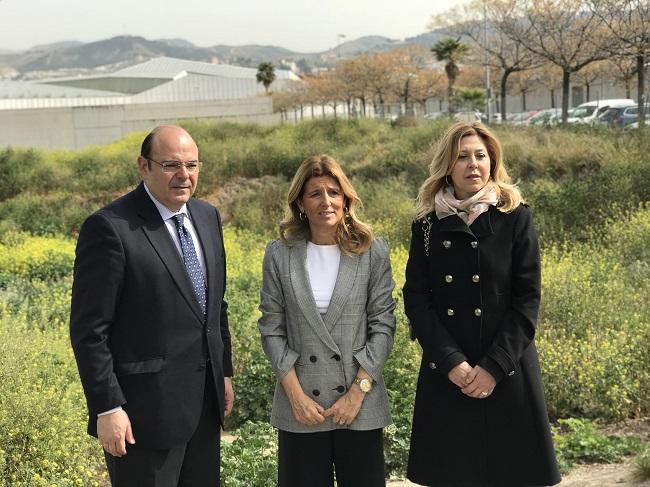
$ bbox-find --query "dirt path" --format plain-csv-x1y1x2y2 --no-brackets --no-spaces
387,460,649,486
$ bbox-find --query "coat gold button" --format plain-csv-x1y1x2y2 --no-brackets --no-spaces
443,240,451,249
447,308,455,316
471,241,478,248
472,275,480,283
445,275,453,283
474,308,482,317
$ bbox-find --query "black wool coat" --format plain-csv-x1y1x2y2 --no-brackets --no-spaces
403,204,561,487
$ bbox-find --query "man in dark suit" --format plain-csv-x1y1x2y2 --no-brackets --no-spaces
70,125,234,486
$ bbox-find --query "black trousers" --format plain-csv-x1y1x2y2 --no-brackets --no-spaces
105,370,221,487
278,428,385,487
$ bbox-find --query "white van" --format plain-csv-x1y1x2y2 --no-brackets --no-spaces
567,99,635,124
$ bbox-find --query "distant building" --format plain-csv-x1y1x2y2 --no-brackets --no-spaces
0,57,300,149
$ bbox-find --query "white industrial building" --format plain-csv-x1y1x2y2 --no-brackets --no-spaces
0,57,300,149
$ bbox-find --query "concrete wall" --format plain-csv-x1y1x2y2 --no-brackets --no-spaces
0,96,279,149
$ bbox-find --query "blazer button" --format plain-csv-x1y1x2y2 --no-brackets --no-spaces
332,354,341,361
429,362,437,370
335,385,345,393
442,240,452,249
445,275,453,283
470,241,478,248
508,370,515,377
474,308,482,317
447,308,455,316
313,389,320,396
206,327,212,333
472,274,480,283
310,355,317,363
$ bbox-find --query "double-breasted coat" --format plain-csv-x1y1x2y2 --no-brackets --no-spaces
403,204,561,487
258,238,396,433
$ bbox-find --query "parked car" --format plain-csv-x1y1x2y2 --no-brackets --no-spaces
526,108,563,126
453,110,483,122
423,111,446,120
567,99,634,124
598,104,649,127
508,110,539,124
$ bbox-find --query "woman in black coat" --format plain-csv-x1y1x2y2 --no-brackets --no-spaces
403,122,561,487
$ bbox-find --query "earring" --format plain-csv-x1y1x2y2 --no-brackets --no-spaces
445,175,452,186
299,211,306,221
343,207,352,228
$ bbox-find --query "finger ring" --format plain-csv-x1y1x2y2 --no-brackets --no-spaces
481,391,488,397
339,420,345,425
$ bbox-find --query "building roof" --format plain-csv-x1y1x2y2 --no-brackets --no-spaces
112,57,300,81
1,57,300,109
0,80,122,99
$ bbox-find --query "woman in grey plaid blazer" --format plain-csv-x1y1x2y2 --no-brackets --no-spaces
258,154,396,487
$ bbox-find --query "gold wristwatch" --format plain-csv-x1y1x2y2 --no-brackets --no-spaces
354,376,373,393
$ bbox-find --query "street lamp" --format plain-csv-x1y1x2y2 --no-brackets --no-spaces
337,34,346,59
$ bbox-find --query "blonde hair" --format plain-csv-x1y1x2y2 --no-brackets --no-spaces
415,121,522,219
280,154,373,254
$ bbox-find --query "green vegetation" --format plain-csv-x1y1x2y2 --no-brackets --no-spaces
552,418,644,474
0,119,648,485
637,444,650,480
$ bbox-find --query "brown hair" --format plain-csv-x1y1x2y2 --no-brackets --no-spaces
415,121,522,219
280,154,373,254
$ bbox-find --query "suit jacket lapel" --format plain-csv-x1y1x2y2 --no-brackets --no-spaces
134,184,205,324
289,240,340,354
323,251,358,332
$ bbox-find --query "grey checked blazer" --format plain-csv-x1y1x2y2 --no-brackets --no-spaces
258,237,396,433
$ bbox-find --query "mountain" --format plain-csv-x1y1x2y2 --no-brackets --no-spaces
0,32,450,78
334,36,402,56
27,41,84,53
17,36,215,72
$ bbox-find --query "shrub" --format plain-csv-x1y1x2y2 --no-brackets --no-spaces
0,315,107,487
637,444,650,480
0,192,103,236
221,422,277,487
552,418,642,473
0,233,74,284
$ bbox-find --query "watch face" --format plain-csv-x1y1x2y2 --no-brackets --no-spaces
359,379,372,393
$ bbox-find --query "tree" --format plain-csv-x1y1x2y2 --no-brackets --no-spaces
607,55,637,98
497,0,613,122
432,0,541,121
454,88,486,111
589,0,650,125
431,38,471,116
385,46,436,115
573,60,609,102
256,62,276,94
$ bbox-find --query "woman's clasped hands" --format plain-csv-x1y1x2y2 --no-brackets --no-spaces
448,361,496,399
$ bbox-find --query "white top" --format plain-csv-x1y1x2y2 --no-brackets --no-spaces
306,242,341,314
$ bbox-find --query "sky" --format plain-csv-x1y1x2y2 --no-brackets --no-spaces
0,0,469,53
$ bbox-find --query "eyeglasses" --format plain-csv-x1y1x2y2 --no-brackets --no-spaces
147,158,202,174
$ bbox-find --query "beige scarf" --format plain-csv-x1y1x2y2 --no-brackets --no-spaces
434,183,498,226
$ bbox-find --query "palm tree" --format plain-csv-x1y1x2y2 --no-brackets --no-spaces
256,62,276,94
431,38,470,116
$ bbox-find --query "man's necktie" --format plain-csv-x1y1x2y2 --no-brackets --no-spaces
172,214,207,316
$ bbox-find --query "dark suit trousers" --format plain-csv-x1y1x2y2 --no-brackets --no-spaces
104,369,220,487
278,428,385,487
